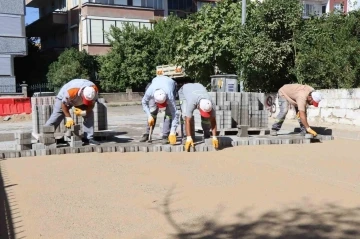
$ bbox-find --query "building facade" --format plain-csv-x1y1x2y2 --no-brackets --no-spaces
0,0,27,92
26,0,211,55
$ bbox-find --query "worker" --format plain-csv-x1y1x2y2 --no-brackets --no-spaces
44,79,100,145
140,75,179,144
178,83,219,151
271,83,322,136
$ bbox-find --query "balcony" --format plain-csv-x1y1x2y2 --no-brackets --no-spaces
26,11,68,37
26,0,47,8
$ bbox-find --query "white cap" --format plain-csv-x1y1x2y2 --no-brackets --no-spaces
83,86,96,101
311,91,322,103
199,99,213,118
154,89,166,104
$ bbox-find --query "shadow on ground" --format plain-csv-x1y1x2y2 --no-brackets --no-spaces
0,160,15,239
294,127,333,136
157,186,360,239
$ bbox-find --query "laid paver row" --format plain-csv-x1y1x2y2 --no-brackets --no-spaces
0,135,333,159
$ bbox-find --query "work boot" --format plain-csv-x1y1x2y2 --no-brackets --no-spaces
139,134,149,142
162,136,169,145
83,139,100,146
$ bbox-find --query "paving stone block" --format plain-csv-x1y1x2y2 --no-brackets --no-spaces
71,125,81,131
96,146,103,153
140,146,149,152
65,148,72,154
116,146,125,153
42,126,55,133
303,139,311,144
14,132,32,140
39,136,56,144
281,139,292,144
237,125,249,137
3,152,10,159
22,150,33,157
45,149,52,155
0,153,4,159
292,139,301,144
16,144,32,150
163,145,172,152
305,134,313,139
249,139,260,145
259,139,270,145
231,141,239,146
173,145,184,152
70,140,83,148
153,145,162,152
35,149,46,156
9,152,20,158
64,130,72,137
56,148,66,155
270,139,281,144
49,148,57,155
71,148,80,154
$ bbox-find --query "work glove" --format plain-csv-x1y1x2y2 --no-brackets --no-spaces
212,136,219,149
74,107,86,117
168,132,177,145
296,112,300,119
65,117,74,128
306,127,317,137
185,136,194,152
148,115,155,127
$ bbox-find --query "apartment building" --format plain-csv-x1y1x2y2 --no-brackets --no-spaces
0,0,27,92
302,0,360,18
26,0,213,55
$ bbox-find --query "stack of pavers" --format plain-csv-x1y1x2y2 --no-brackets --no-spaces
32,125,57,150
31,96,108,138
14,132,33,151
64,125,83,147
194,92,268,135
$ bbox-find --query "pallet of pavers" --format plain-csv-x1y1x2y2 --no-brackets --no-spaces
195,92,269,136
2,129,334,159
31,96,108,139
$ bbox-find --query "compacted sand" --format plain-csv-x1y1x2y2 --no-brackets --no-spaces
1,139,360,239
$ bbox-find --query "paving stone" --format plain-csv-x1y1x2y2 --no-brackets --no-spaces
281,139,292,144
64,130,72,137
231,141,239,146
305,134,313,139
303,139,311,144
45,149,52,155
3,152,10,159
49,148,57,155
140,146,149,152
270,139,281,144
14,132,32,140
45,143,57,149
249,139,260,145
71,125,81,131
237,125,249,137
163,145,172,152
116,146,125,153
70,140,83,148
15,144,32,150
153,145,162,152
173,145,184,152
22,150,33,157
84,146,94,153
39,136,56,144
96,146,103,153
15,138,33,145
35,149,46,156
259,139,270,145
9,152,20,158
56,148,66,155
321,135,334,141
71,148,80,154
237,139,249,146
42,126,55,133
0,153,4,159
292,139,301,144
65,148,72,154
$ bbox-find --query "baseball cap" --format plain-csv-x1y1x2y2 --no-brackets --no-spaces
199,99,213,118
311,91,322,107
154,89,167,108
82,86,96,106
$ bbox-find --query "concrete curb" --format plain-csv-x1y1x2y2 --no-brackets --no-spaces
0,135,334,159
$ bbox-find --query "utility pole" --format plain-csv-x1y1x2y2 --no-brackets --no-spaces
240,0,246,92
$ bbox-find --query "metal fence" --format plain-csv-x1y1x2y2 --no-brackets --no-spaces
28,83,54,94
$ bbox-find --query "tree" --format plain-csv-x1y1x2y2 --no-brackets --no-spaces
175,0,242,85
294,11,360,89
47,48,98,92
98,23,156,92
232,0,303,92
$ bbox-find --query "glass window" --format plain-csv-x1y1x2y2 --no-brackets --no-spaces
72,0,79,7
114,0,127,5
71,27,79,45
133,0,141,6
90,19,104,44
104,20,116,43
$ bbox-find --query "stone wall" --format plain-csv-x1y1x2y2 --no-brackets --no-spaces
270,88,360,126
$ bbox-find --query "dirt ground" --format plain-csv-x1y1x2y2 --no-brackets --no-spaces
1,139,360,239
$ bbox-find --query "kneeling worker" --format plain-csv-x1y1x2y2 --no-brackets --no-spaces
44,79,100,145
271,83,322,136
178,83,219,151
141,75,179,144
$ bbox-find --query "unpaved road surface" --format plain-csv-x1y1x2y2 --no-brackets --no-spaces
1,139,360,239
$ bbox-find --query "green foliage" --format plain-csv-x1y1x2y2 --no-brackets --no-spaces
98,23,156,92
47,48,98,92
233,0,303,92
175,0,242,84
295,12,360,89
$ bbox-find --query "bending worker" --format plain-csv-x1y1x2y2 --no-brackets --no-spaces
178,83,219,151
140,75,179,144
271,83,322,136
44,79,100,145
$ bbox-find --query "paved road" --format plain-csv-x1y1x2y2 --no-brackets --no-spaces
1,139,360,238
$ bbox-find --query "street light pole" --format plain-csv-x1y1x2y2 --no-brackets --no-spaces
240,0,246,92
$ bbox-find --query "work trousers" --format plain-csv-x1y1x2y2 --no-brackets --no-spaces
144,97,173,137
44,98,94,140
271,96,306,133
179,99,211,139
